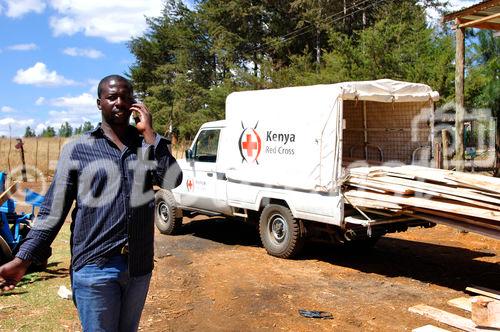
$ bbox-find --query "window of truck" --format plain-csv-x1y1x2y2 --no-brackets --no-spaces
193,129,220,162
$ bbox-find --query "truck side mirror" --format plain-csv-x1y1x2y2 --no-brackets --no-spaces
185,149,193,160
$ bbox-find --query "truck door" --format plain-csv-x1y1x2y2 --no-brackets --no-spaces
180,128,222,212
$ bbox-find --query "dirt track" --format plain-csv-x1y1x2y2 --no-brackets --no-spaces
142,216,499,331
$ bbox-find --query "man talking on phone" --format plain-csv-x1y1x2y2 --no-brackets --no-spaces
0,74,182,331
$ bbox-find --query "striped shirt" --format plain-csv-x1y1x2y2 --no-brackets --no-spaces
16,125,182,276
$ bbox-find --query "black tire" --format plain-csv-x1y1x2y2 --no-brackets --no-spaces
155,190,182,235
0,235,12,265
259,204,304,258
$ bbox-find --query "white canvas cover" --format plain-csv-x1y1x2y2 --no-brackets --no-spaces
222,79,439,192
340,79,440,102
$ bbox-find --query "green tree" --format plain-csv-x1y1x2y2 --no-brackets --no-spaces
82,121,94,132
24,126,36,137
464,30,500,175
128,0,454,142
41,126,56,137
58,122,73,137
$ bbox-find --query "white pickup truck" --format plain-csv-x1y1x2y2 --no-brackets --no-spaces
155,79,440,258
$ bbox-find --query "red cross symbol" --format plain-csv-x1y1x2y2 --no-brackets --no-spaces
242,134,258,157
186,179,194,191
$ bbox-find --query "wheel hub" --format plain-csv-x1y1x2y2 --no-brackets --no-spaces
158,202,170,221
269,214,288,243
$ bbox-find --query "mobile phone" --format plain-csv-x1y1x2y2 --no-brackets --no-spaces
131,98,141,124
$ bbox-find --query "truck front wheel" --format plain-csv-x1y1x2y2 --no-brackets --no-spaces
155,190,182,235
259,204,304,258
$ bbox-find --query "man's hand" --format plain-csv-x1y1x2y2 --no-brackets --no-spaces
0,257,31,292
130,102,156,144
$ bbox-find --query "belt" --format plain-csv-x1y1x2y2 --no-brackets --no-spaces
120,243,129,255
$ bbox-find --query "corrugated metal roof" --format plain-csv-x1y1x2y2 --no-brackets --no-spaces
443,0,500,30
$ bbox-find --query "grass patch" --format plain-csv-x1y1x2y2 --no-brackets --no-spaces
0,221,80,331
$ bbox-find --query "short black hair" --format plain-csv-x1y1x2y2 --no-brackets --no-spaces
97,75,133,98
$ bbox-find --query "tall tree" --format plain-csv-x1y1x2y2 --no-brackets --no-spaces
41,126,56,137
82,121,94,132
58,122,73,137
24,126,36,137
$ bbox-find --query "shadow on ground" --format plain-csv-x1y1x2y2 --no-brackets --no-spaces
170,216,499,291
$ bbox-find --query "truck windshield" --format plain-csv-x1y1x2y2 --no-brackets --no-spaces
193,129,220,162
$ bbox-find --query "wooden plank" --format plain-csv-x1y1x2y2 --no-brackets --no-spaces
411,208,500,232
459,12,500,29
347,182,389,194
345,190,500,222
350,173,500,206
349,166,461,186
466,286,500,301
409,213,500,240
0,181,19,207
448,297,472,312
348,177,500,213
471,296,500,328
412,325,450,332
447,173,500,195
343,195,402,211
409,304,489,332
347,176,414,195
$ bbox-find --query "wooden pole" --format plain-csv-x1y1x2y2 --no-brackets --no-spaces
35,137,38,182
363,101,368,160
46,139,50,177
16,139,27,182
455,19,465,172
7,128,12,173
442,129,449,170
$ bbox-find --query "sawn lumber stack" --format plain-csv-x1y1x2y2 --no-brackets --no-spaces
343,165,500,239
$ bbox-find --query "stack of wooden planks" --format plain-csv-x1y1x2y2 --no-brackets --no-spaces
343,165,500,239
409,286,500,331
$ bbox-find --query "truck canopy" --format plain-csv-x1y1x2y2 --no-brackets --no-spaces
222,79,439,193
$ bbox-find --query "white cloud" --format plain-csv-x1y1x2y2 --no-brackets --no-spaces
7,43,38,51
48,0,164,43
0,117,35,136
0,117,34,126
35,97,46,105
35,123,47,134
63,47,104,59
13,62,76,87
1,106,15,113
51,92,95,109
41,92,100,129
4,0,46,18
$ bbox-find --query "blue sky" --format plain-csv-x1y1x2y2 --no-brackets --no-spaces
0,0,476,137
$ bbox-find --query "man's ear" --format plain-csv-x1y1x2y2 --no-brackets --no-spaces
96,98,101,110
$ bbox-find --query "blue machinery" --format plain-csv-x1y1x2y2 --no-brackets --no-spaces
0,172,44,263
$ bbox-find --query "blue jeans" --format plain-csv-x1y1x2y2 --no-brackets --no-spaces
72,255,151,332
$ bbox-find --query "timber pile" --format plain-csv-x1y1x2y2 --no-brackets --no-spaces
343,165,500,239
409,286,500,331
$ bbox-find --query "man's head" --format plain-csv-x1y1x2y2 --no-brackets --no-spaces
97,75,135,127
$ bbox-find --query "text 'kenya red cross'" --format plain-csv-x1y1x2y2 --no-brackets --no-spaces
242,134,258,156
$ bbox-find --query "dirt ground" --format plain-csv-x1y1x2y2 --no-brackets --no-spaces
2,182,499,331
144,216,499,332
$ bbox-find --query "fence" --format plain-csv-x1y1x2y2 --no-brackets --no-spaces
0,137,191,182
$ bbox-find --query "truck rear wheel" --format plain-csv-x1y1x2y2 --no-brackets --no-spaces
259,204,304,258
155,190,182,235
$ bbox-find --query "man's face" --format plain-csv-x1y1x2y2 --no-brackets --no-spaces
97,78,134,126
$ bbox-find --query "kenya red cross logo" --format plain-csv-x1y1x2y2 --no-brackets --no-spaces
239,121,261,164
186,179,194,191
